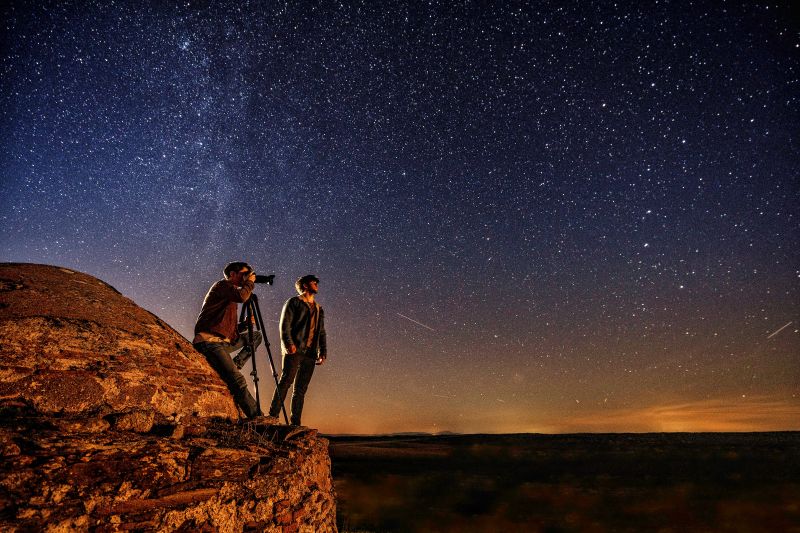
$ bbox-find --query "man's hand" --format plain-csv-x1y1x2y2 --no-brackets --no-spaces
287,345,297,354
246,271,257,283
316,354,327,366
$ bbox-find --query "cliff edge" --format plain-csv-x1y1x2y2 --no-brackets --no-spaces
0,263,337,532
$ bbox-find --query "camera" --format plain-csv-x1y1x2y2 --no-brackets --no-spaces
254,274,274,285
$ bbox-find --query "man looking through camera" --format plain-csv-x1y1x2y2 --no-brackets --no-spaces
268,275,327,426
194,262,263,419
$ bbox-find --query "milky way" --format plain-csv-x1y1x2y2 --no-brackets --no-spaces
2,1,798,433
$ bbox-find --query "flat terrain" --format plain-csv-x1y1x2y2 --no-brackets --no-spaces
328,432,800,532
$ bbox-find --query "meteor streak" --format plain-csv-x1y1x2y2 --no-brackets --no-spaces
767,321,793,339
397,313,435,331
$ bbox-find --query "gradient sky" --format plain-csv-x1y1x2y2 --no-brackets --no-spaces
2,1,798,434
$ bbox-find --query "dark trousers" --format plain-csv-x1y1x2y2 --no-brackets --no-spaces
194,331,262,418
268,350,316,425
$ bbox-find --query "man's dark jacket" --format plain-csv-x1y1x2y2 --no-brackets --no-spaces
280,296,327,357
194,279,254,343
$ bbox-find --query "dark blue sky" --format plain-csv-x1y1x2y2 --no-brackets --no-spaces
2,1,798,433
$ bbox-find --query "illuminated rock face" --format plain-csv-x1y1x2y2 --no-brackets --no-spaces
0,263,238,421
0,264,337,532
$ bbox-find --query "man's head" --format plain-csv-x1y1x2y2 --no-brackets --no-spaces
224,262,253,285
295,274,320,295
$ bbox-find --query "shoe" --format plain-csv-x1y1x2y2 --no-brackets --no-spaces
247,415,279,425
233,349,251,370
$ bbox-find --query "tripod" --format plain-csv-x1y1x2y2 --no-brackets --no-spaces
239,293,289,424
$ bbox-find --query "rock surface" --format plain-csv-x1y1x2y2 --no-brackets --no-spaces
0,263,337,532
0,263,237,421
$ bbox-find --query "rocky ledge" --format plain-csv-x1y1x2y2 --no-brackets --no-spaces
0,263,337,532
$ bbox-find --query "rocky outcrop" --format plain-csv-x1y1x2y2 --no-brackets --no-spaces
0,263,337,532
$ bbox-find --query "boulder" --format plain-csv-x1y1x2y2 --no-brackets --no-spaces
0,263,237,420
0,263,337,531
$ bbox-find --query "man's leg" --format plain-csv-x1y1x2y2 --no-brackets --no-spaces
268,353,301,418
232,330,262,369
195,341,259,418
289,353,317,425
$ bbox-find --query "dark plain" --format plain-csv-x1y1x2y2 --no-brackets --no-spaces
328,432,800,533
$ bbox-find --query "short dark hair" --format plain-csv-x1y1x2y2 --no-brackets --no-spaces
224,262,251,279
295,274,319,294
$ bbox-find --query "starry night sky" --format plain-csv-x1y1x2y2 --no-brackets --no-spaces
2,1,798,434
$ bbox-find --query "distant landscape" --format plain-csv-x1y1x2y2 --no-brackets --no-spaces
328,432,800,532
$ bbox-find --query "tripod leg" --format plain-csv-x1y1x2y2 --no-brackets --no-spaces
251,295,290,424
241,301,262,415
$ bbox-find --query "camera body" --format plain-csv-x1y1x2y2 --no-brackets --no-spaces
254,274,274,285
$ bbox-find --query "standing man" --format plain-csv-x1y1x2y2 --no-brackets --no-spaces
194,262,263,419
268,275,327,426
